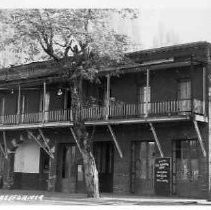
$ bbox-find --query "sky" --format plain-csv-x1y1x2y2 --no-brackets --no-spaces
133,6,211,49
1,0,211,51
110,0,211,50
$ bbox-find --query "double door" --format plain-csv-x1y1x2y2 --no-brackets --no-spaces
131,141,156,195
56,144,85,193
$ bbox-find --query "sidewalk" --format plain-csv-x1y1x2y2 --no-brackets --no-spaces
0,189,211,205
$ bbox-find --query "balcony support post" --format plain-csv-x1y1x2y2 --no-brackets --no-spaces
149,122,164,157
0,142,6,158
0,132,7,159
3,131,8,159
107,125,123,158
70,127,82,154
193,120,207,157
203,67,206,115
1,97,5,124
43,81,46,123
27,130,54,159
190,56,194,114
17,84,21,124
38,129,54,158
146,68,150,117
105,75,111,120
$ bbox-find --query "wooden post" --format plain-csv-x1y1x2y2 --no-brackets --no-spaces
207,47,211,200
70,127,82,153
43,81,46,123
108,125,123,158
203,67,206,115
27,130,53,158
1,97,5,124
38,129,54,159
190,56,194,114
149,123,164,157
146,68,150,117
0,143,6,158
64,89,67,110
105,75,110,120
193,120,207,157
3,131,8,159
17,84,21,124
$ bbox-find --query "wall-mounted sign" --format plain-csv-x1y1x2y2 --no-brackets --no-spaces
154,157,171,196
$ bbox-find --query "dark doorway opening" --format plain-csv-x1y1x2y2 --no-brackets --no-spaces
39,148,50,190
93,141,114,193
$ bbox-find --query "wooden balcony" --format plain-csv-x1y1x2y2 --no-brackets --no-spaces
0,99,205,129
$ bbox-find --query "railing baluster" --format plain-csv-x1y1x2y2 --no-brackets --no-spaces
0,98,204,126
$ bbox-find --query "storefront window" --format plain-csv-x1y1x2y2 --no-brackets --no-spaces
175,140,199,181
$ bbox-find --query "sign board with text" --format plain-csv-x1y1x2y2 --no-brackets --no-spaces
154,157,171,196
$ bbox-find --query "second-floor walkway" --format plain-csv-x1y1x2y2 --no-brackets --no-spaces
0,98,206,130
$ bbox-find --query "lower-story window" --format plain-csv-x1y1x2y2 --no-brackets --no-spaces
172,139,202,197
173,140,199,182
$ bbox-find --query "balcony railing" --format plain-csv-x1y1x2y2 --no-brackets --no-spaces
0,99,204,126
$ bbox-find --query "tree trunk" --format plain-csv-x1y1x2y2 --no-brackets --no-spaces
70,78,99,198
82,151,99,198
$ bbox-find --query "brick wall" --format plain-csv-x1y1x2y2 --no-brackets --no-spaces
2,121,207,198
93,122,209,197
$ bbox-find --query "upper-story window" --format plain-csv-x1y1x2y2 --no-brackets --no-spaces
177,79,191,100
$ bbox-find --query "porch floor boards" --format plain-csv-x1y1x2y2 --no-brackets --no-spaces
0,115,192,130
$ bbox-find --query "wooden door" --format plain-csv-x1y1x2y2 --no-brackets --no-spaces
93,142,114,193
177,79,191,113
131,141,156,195
172,140,201,197
56,144,77,193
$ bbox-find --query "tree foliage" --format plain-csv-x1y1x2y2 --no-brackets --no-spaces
0,9,139,75
0,9,140,198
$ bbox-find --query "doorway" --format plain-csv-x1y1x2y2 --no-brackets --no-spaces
56,144,77,193
177,79,191,113
93,141,114,193
131,141,156,195
39,148,50,190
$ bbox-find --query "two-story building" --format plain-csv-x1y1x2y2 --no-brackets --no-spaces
0,41,211,198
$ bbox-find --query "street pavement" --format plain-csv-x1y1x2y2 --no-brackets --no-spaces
0,189,211,205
